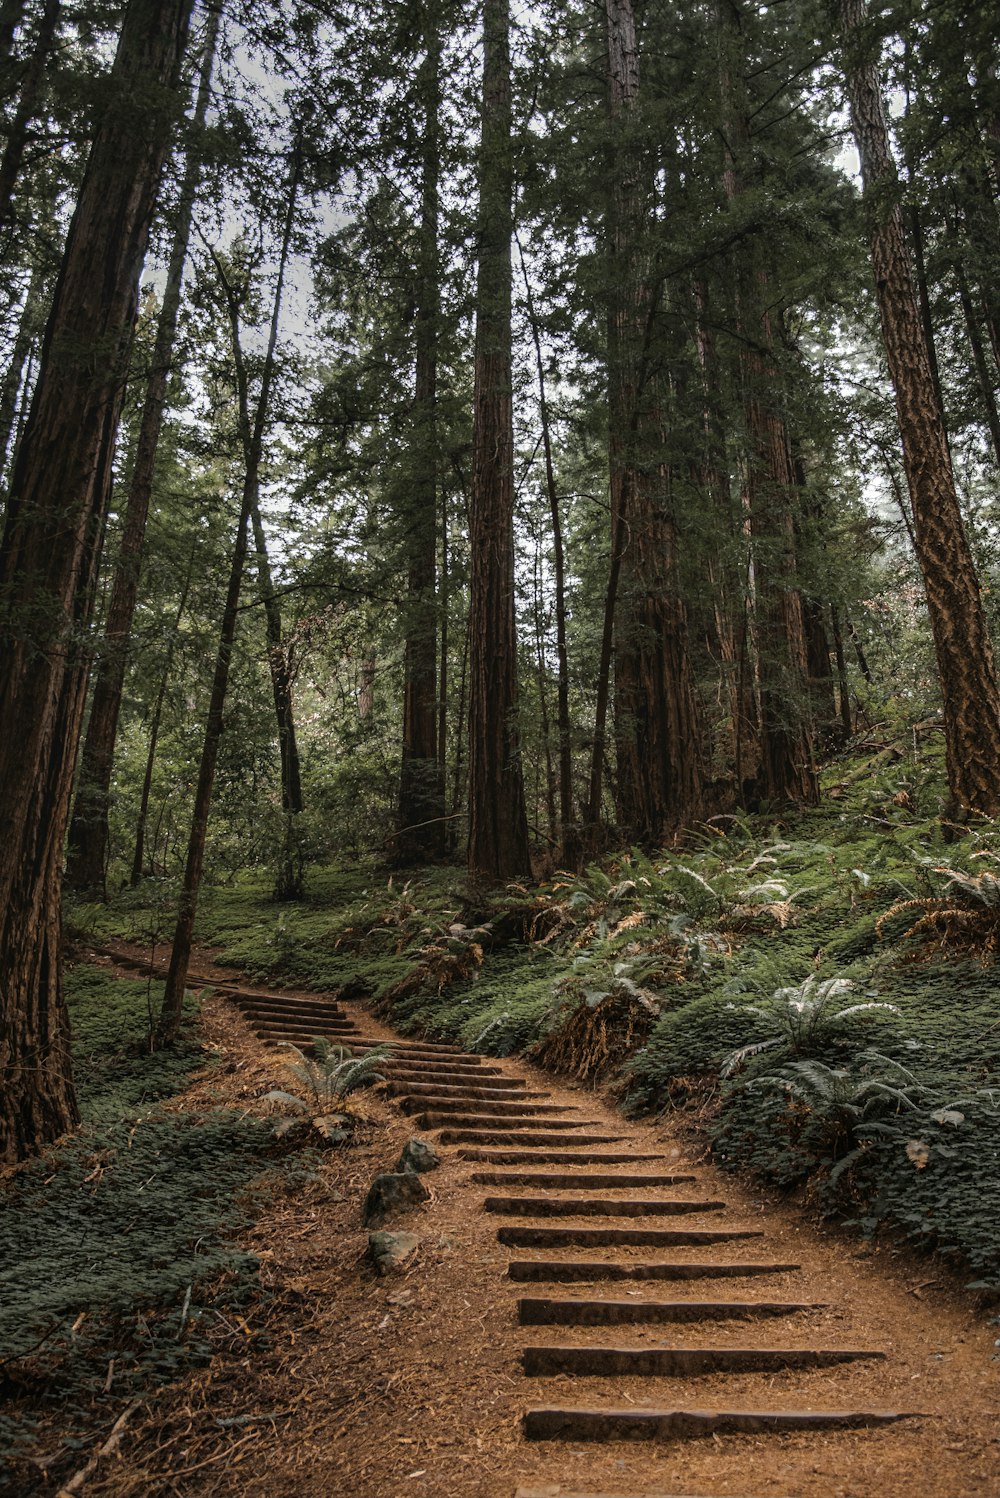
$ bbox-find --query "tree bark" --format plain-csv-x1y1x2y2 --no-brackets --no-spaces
0,0,194,1163
66,3,221,895
951,249,1000,468
0,0,61,232
516,229,576,863
830,604,853,738
0,255,45,482
838,0,1000,814
719,0,817,807
130,543,195,886
602,0,703,847
398,1,445,861
466,0,531,880
158,129,299,1042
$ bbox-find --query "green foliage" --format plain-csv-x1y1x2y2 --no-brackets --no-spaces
0,966,283,1465
720,975,901,1077
277,1038,395,1108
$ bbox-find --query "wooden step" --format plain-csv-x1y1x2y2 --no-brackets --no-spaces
255,1021,357,1036
472,1171,697,1189
233,998,347,1018
522,1344,885,1377
498,1225,762,1249
508,1260,799,1283
385,1063,509,1082
401,1096,570,1118
521,1405,916,1442
484,1195,725,1218
517,1297,826,1326
386,1080,535,1099
440,1130,625,1147
459,1149,661,1166
290,1036,473,1058
418,1113,597,1133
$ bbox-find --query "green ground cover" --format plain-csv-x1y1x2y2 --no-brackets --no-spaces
60,736,1000,1298
0,969,277,1469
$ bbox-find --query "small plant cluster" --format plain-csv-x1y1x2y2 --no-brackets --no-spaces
263,1038,395,1142
877,855,1000,958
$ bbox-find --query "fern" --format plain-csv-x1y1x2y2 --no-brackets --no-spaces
278,1039,395,1108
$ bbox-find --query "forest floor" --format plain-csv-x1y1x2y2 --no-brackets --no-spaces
8,946,998,1498
3,732,1000,1493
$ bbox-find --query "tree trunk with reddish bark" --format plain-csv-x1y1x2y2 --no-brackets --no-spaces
838,0,1000,815
0,0,61,231
0,0,194,1163
466,0,531,880
600,0,703,848
66,3,221,895
398,2,446,861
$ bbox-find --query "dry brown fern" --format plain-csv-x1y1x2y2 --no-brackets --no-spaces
528,988,658,1082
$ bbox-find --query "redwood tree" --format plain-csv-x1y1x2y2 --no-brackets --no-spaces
466,0,531,879
837,0,1000,815
66,2,221,895
600,0,704,845
398,0,446,861
0,0,195,1163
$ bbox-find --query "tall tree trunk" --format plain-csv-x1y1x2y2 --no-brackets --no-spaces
0,0,61,232
0,255,45,481
66,4,221,895
830,604,853,737
604,0,703,847
158,130,299,1043
0,0,194,1164
950,246,1000,468
398,1,445,861
517,229,576,864
838,0,1000,815
719,0,817,807
130,543,195,886
466,0,531,880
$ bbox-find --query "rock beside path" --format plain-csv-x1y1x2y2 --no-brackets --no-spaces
362,1170,431,1226
368,1230,420,1275
396,1137,440,1174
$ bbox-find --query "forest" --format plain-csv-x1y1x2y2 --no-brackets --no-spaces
1,0,999,1492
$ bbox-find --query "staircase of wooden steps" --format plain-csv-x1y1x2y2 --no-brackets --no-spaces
225,981,925,1498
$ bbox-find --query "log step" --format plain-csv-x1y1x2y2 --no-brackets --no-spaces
418,1113,597,1133
517,1297,826,1326
385,1063,510,1082
521,1405,916,1442
440,1130,625,1147
508,1260,800,1283
255,1022,357,1037
472,1172,697,1189
484,1195,725,1218
233,998,347,1019
522,1344,885,1377
498,1226,762,1249
292,1036,473,1058
401,1097,570,1118
386,1080,535,1099
459,1150,661,1166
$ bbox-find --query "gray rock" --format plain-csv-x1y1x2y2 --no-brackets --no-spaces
395,1136,441,1175
361,1170,431,1227
368,1230,420,1275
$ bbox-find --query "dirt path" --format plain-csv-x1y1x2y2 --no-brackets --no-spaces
90,951,1000,1498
